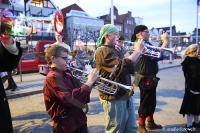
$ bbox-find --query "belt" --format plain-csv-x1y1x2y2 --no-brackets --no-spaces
61,111,82,118
137,73,156,78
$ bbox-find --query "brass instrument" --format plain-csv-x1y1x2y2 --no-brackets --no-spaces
122,41,175,58
0,10,33,37
149,34,191,44
70,67,132,95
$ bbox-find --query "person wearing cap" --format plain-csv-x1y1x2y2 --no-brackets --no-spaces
94,24,145,133
132,25,169,133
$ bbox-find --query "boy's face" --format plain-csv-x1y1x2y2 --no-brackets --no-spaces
52,51,68,71
107,31,120,46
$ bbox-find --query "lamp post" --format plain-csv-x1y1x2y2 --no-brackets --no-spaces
169,0,173,63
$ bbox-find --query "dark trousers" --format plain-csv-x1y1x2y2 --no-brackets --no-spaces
7,71,17,88
53,124,88,133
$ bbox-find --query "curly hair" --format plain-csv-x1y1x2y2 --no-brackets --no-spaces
45,45,69,65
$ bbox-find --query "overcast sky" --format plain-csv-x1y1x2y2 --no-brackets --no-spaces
53,0,199,34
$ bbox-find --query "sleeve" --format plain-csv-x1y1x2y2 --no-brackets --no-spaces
95,48,135,78
1,38,19,55
45,74,91,109
0,41,22,72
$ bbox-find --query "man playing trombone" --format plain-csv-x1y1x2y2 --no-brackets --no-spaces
132,25,169,133
94,24,144,133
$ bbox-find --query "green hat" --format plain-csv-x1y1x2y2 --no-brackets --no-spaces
97,24,118,47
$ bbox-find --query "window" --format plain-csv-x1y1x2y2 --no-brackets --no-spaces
13,11,23,16
129,29,132,34
29,0,55,8
87,19,92,25
116,25,121,31
81,18,86,25
74,17,80,24
71,11,88,16
43,0,55,8
125,28,128,33
98,21,104,26
127,20,133,25
23,54,36,60
93,20,98,26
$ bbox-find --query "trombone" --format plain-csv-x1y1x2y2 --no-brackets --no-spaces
70,67,132,95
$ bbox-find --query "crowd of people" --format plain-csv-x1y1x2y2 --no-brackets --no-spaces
1,9,200,133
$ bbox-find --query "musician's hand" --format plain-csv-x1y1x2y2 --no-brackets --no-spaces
86,68,100,87
161,33,169,48
134,38,145,53
128,86,134,97
70,60,78,68
161,32,169,42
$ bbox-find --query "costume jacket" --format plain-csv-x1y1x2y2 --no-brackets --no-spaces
0,42,22,133
43,68,91,133
95,45,135,100
179,56,200,116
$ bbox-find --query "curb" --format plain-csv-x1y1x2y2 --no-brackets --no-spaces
159,64,181,70
7,65,181,99
7,89,43,100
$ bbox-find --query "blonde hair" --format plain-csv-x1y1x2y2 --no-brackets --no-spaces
181,44,199,59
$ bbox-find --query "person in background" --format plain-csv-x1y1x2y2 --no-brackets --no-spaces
0,9,22,133
179,44,200,133
115,35,127,56
43,45,100,133
94,24,144,133
5,71,17,91
54,33,71,52
53,33,72,60
132,25,169,133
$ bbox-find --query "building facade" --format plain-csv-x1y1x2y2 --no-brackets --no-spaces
98,6,136,41
61,4,104,50
119,11,136,40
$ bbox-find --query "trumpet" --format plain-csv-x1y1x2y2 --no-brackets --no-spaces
150,34,191,44
70,67,132,95
123,42,175,58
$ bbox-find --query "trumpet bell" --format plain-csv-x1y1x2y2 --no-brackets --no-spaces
0,15,33,37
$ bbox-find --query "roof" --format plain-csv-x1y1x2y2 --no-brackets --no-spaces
119,13,127,20
156,25,176,31
61,3,85,16
97,14,108,19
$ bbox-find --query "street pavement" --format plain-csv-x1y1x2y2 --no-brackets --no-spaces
4,58,182,99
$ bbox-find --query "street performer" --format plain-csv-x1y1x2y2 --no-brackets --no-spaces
94,24,144,133
132,25,169,133
0,9,23,133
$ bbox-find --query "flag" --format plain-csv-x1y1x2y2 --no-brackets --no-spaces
198,0,200,6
